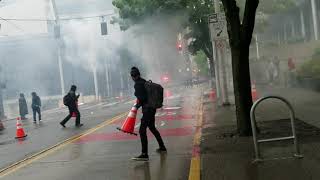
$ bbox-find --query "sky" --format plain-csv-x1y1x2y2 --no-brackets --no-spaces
0,0,114,37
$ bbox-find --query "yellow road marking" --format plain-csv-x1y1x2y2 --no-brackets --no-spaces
188,92,204,180
0,113,126,178
189,157,201,180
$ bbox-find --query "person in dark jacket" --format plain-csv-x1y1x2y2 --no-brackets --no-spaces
130,67,166,161
18,93,28,120
31,92,41,123
60,85,83,128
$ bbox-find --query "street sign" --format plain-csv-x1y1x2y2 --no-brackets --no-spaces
216,40,224,49
209,13,228,40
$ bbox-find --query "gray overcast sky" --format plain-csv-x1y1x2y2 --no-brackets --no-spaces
0,0,115,36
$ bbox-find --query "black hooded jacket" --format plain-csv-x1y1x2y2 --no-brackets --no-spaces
134,77,148,109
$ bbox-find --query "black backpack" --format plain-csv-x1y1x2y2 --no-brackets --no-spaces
63,94,72,106
144,80,164,109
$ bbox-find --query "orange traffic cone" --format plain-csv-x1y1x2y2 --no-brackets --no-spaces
209,89,216,101
251,83,258,101
165,89,172,98
116,102,138,136
0,120,4,131
15,117,27,139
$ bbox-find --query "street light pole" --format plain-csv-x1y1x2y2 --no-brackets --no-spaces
0,66,5,120
255,34,260,60
300,9,306,40
213,0,230,105
105,59,110,97
311,0,318,40
51,0,65,96
93,66,99,101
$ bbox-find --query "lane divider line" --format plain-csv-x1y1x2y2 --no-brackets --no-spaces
0,113,126,178
188,92,204,180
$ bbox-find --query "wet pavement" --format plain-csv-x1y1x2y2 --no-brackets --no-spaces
0,98,133,171
0,87,203,180
201,86,320,180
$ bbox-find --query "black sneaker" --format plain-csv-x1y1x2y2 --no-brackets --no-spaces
131,154,149,161
156,147,167,153
33,121,37,123
76,124,84,127
60,122,66,128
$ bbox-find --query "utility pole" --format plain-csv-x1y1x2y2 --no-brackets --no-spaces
300,9,306,40
255,34,260,60
0,66,5,120
93,66,99,101
51,0,65,96
311,0,318,40
213,0,229,105
120,69,124,98
105,59,110,97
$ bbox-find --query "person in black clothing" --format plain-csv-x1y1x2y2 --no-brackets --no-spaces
31,92,41,123
60,85,83,128
18,93,28,120
130,67,166,161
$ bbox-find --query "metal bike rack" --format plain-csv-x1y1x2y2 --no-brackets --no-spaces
250,96,303,162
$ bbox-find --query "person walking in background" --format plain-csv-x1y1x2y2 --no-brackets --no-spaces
18,93,28,120
130,67,166,161
31,92,41,123
60,85,83,128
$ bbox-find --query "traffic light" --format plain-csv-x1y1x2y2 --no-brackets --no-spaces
54,25,60,39
101,22,108,36
176,42,182,51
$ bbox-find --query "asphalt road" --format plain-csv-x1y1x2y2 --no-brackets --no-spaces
0,87,202,180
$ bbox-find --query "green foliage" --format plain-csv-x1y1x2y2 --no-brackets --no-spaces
112,0,296,59
112,0,214,59
194,50,209,76
297,48,320,78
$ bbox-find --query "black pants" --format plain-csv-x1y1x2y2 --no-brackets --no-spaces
60,106,81,126
32,107,41,121
140,108,165,154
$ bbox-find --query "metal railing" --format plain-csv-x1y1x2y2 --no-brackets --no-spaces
250,96,303,162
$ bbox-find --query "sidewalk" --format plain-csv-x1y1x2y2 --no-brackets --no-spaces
200,87,320,180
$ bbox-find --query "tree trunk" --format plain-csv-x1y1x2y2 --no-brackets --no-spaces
231,45,253,136
222,0,258,136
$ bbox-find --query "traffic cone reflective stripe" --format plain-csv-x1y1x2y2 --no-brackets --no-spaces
117,101,138,136
15,117,27,139
251,83,258,101
0,120,4,131
128,112,136,118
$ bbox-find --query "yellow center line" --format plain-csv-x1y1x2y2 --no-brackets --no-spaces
188,90,204,180
0,113,126,178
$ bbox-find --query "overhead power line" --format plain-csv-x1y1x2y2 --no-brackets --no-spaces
0,12,116,22
0,16,25,32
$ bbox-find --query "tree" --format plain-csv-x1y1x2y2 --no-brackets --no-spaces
112,0,297,136
221,0,296,135
219,0,259,135
112,0,216,76
194,50,209,76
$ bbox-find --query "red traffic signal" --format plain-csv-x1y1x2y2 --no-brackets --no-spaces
176,42,182,51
